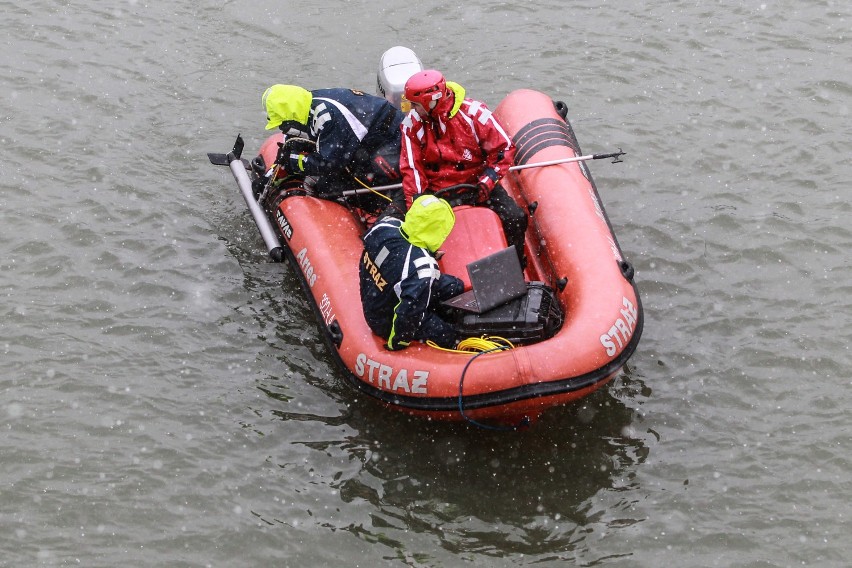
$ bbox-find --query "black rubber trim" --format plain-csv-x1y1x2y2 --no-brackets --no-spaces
512,118,579,166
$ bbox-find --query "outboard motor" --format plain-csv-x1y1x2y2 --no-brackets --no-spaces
377,46,423,112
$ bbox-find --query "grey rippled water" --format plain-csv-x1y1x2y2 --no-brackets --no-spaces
2,0,850,566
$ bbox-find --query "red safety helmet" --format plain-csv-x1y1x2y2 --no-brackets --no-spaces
404,70,447,113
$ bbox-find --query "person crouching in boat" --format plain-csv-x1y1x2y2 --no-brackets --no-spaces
359,195,463,350
262,84,406,217
399,70,528,265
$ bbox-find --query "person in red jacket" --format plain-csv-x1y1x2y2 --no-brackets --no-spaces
399,70,528,264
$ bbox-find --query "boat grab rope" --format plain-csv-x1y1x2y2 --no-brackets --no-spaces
427,336,531,431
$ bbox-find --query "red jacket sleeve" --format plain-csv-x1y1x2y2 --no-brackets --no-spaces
467,100,515,182
399,112,430,209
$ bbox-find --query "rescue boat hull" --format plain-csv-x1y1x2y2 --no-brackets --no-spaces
223,89,643,427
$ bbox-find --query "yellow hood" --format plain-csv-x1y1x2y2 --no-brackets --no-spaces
400,195,456,252
262,85,312,130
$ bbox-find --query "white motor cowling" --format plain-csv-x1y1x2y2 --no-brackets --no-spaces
376,46,423,112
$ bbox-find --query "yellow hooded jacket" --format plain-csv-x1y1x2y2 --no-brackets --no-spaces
262,84,312,130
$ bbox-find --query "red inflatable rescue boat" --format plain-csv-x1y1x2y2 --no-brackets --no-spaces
208,51,642,427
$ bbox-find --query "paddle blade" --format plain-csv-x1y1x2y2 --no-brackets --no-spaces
232,134,244,159
206,153,251,169
207,152,229,166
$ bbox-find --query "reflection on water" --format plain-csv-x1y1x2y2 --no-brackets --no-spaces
238,241,655,561
254,351,652,562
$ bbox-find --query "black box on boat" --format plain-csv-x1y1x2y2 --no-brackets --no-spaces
452,282,563,345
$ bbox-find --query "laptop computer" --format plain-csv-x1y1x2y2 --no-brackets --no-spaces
442,245,527,313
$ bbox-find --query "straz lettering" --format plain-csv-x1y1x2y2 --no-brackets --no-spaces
354,353,428,394
295,247,317,287
275,209,293,240
319,292,335,325
600,296,638,356
361,250,388,291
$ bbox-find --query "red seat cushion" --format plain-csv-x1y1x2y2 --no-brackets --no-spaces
438,206,508,289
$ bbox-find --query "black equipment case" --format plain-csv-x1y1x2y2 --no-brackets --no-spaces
452,282,563,345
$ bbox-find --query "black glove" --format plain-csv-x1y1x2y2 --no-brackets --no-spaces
476,167,499,202
276,138,313,175
282,137,316,155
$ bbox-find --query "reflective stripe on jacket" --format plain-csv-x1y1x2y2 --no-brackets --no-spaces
299,88,403,177
359,218,455,348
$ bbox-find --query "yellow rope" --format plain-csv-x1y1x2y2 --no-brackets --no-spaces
351,173,393,202
427,335,515,353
